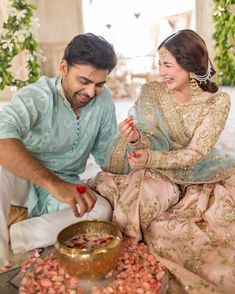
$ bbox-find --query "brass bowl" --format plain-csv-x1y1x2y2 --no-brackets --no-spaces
54,220,122,280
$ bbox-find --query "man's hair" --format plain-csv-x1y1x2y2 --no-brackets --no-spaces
63,33,117,73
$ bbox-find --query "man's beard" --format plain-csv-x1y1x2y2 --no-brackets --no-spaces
73,92,93,108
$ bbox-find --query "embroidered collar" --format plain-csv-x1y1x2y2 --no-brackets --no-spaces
56,76,70,106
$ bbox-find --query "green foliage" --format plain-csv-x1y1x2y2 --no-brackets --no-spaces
0,0,41,90
212,0,235,86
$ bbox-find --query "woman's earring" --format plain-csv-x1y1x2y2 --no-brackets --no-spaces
189,75,202,96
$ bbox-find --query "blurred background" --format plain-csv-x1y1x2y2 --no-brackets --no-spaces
1,0,224,101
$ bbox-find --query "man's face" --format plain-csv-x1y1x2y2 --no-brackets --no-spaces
60,60,109,109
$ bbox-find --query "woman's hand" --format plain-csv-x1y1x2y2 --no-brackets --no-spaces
118,115,140,143
128,149,149,169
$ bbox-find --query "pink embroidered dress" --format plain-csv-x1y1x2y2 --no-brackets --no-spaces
94,81,235,294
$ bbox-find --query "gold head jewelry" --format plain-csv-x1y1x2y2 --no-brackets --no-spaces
159,46,167,58
189,78,203,96
190,61,211,83
158,31,182,59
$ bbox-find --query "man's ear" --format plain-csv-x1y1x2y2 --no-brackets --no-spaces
60,59,68,76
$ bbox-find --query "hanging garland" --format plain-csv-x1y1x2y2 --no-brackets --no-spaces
0,0,41,90
212,0,235,86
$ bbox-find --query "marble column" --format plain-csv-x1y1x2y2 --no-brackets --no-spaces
195,0,215,62
35,0,84,77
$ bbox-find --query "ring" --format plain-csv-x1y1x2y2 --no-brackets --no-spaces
76,185,87,194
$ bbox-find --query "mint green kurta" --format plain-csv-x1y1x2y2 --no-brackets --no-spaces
0,76,117,217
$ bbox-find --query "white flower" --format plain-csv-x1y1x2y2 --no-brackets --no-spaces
27,54,36,62
9,44,14,52
8,7,27,20
2,39,14,51
218,6,225,12
16,9,27,21
213,5,225,16
14,31,25,43
14,29,30,43
17,34,25,43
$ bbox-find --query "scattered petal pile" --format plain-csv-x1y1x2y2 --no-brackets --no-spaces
19,240,167,294
91,240,166,294
19,251,83,294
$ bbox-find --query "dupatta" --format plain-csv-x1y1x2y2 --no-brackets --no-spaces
106,81,235,184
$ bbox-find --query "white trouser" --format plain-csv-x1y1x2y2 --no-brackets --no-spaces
0,166,112,266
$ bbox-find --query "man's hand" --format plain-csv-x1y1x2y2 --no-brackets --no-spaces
51,182,97,217
118,116,140,143
0,138,97,217
128,150,149,169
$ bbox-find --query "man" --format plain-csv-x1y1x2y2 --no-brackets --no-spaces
0,33,117,266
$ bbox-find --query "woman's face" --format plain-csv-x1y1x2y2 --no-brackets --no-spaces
158,48,190,92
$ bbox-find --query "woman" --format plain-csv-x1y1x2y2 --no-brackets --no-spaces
94,30,235,293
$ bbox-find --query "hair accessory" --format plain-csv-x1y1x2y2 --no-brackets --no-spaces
76,185,87,194
159,46,167,58
190,61,211,83
158,31,182,58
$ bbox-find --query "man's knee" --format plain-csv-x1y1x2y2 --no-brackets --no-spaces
0,165,28,207
92,194,112,221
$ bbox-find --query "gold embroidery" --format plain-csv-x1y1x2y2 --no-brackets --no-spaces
140,199,160,229
107,138,128,173
158,84,190,146
145,88,231,171
150,165,235,185
107,81,233,188
184,257,203,275
166,219,176,231
128,131,151,151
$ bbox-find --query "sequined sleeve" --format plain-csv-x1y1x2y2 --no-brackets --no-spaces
128,131,151,150
146,92,231,169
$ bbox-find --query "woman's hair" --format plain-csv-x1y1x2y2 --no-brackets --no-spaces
158,29,218,93
63,33,117,73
